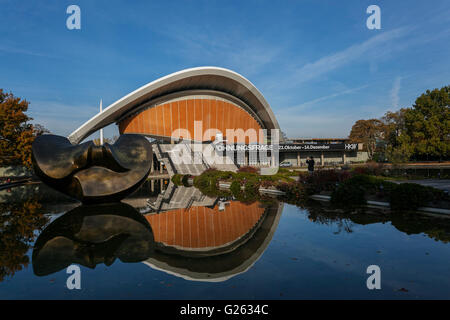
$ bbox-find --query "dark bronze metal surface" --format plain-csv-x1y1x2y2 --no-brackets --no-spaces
32,134,153,203
32,203,155,276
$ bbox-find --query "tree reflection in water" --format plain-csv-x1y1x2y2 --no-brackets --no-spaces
297,200,450,243
0,190,48,281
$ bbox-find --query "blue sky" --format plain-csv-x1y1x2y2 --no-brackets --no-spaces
1,0,449,140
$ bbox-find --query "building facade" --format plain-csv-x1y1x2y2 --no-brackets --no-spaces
69,67,280,145
69,67,367,168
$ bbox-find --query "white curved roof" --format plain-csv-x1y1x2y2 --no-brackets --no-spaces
68,67,280,144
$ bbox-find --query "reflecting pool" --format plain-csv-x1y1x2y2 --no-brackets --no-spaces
1,181,450,299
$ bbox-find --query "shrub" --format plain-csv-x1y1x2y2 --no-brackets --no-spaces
260,179,276,188
352,162,386,176
234,171,259,180
299,169,352,194
171,174,183,186
193,169,234,196
344,174,381,192
331,182,366,207
230,180,241,196
244,179,259,194
278,181,303,197
389,183,443,211
203,167,218,173
235,179,260,204
277,168,298,177
330,174,385,208
276,181,306,206
181,174,191,187
237,166,259,174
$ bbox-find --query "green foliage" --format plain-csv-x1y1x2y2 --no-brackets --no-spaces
181,174,191,187
193,169,233,197
277,168,298,177
403,86,449,159
331,181,366,208
385,144,412,164
350,85,449,162
192,167,448,214
329,173,445,212
244,179,259,194
277,181,305,206
299,169,352,195
171,174,183,186
330,174,397,208
235,179,260,203
230,180,241,196
352,163,386,176
381,109,413,163
389,183,444,211
343,174,381,191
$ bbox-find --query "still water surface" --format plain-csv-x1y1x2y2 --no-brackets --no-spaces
1,181,450,299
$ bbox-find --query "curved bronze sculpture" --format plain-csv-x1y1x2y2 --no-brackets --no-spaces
32,134,153,203
32,203,155,276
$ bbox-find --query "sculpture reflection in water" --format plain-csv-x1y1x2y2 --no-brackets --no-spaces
32,202,155,276
31,183,285,281
31,134,153,203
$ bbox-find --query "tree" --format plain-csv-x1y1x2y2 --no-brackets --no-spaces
0,89,48,168
349,119,384,160
403,86,450,160
381,109,412,163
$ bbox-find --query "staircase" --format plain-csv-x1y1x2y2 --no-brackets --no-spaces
152,142,238,177
147,182,216,213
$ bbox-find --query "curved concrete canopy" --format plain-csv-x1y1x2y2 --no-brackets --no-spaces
68,67,281,144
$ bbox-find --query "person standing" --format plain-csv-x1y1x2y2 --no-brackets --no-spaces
306,156,315,174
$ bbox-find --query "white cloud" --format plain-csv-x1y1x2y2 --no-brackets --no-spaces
0,45,58,59
290,28,408,84
282,84,368,113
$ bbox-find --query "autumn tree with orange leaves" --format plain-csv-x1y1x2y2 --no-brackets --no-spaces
349,119,384,160
0,89,48,168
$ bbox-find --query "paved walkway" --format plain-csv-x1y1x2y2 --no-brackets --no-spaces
395,179,450,193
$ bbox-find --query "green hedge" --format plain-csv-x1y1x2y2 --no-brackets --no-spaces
230,180,241,197
330,174,445,211
331,182,366,207
389,183,443,211
171,174,183,186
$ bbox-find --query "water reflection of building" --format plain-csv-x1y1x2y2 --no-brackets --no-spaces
146,200,266,251
145,182,278,253
146,182,215,212
29,179,284,282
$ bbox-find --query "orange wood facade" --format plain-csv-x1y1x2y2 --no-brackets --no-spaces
118,98,263,143
145,201,265,249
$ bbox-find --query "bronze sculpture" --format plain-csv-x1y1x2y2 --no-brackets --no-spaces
31,134,152,203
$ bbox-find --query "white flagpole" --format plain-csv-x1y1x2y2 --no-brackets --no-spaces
99,99,104,145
